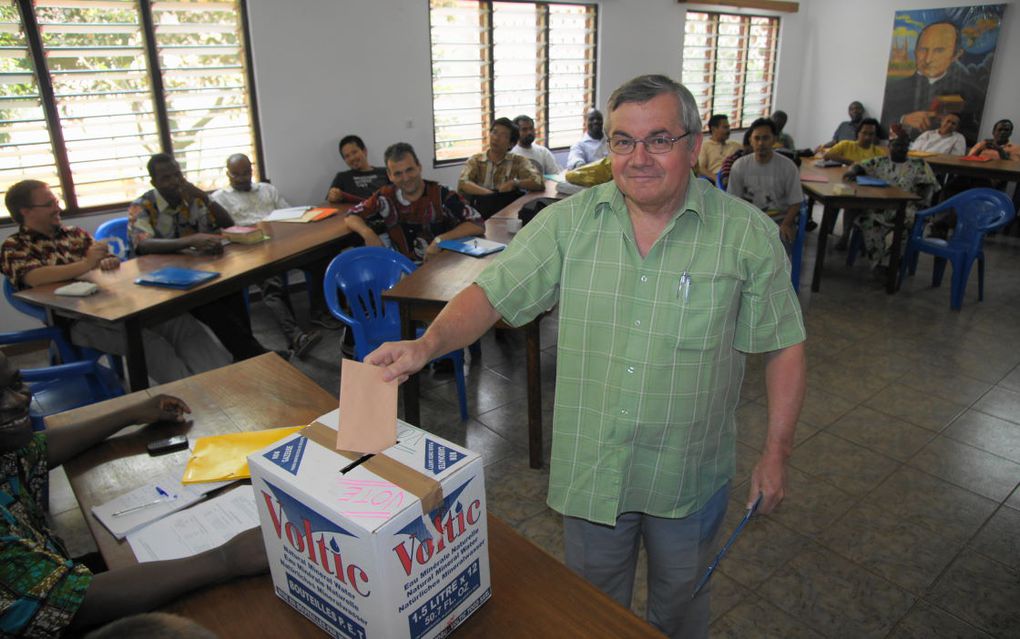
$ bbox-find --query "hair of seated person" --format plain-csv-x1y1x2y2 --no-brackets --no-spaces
84,612,218,639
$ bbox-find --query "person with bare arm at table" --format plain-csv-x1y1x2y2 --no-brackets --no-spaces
0,351,267,637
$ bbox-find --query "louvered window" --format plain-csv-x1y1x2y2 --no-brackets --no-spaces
429,0,597,163
0,0,261,220
682,10,779,129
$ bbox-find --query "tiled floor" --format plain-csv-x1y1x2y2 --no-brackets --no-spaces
33,217,1020,638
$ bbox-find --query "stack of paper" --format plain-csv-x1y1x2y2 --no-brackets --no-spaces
91,472,222,539
128,489,260,562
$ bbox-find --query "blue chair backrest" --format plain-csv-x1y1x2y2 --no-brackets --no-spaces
5,278,81,363
947,188,1015,255
95,217,131,260
323,247,416,361
5,277,47,323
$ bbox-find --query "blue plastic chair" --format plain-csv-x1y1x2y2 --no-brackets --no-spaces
5,278,125,380
4,278,79,365
900,188,1015,310
0,326,124,430
323,247,469,421
95,217,131,260
790,199,809,294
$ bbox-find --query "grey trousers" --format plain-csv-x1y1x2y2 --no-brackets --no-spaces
563,482,730,639
70,314,232,385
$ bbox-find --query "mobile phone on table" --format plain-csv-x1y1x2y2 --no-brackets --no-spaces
146,435,188,456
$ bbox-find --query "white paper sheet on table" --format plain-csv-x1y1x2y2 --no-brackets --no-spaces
127,487,260,562
264,206,310,221
91,460,236,540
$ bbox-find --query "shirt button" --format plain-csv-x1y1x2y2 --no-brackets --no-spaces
634,320,641,327
620,409,629,415
640,275,648,282
627,366,636,374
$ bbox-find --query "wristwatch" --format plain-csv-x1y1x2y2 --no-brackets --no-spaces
513,178,520,188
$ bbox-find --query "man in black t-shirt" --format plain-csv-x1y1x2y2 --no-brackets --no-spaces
326,134,390,203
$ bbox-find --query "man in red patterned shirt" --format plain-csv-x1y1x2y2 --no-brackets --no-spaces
344,143,484,263
1,180,231,383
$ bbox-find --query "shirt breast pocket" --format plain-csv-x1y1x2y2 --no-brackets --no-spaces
671,275,739,352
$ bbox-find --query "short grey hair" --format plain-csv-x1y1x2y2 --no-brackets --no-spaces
606,74,701,149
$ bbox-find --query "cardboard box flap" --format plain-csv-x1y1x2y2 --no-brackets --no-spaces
300,421,443,514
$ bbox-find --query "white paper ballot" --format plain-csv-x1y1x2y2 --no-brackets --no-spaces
92,473,205,540
128,488,260,562
264,206,310,221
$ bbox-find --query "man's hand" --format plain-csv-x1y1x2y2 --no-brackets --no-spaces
900,111,934,132
217,528,269,579
497,179,517,193
187,233,224,255
425,238,444,261
141,394,192,423
747,450,788,514
84,242,110,269
178,180,208,205
327,187,344,203
779,219,796,244
364,339,434,383
98,256,120,271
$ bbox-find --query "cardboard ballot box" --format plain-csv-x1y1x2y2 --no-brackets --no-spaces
248,410,490,639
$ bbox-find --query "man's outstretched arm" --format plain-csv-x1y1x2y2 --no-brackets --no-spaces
365,284,501,383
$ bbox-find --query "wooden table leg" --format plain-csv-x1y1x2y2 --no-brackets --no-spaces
525,318,543,469
811,205,837,293
886,202,908,294
400,309,421,426
124,318,149,392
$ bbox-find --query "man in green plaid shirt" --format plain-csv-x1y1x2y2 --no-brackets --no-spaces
367,75,806,639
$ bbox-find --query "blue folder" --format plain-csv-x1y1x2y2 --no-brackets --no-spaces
856,176,889,187
438,238,506,258
135,267,220,290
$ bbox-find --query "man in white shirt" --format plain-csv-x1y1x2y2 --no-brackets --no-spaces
566,109,607,169
211,153,329,358
910,113,966,156
511,114,560,175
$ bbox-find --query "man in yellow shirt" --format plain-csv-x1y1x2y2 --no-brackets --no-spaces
824,118,889,248
823,118,887,165
696,114,741,180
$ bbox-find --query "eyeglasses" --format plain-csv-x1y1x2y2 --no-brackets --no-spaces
27,199,61,209
608,132,693,155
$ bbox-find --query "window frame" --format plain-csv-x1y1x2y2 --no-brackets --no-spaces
682,9,779,132
428,0,598,167
1,0,264,225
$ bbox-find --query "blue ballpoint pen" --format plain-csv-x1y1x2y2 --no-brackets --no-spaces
112,486,176,517
690,492,762,598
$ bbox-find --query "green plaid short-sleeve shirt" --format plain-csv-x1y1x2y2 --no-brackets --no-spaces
475,177,805,525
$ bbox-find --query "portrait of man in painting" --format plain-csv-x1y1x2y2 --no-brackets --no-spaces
880,5,1004,147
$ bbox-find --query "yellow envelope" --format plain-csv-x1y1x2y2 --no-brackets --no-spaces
181,426,303,483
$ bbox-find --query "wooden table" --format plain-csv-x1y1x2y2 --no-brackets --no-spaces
14,212,359,391
59,353,663,638
384,181,561,470
922,153,1020,209
799,165,920,293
